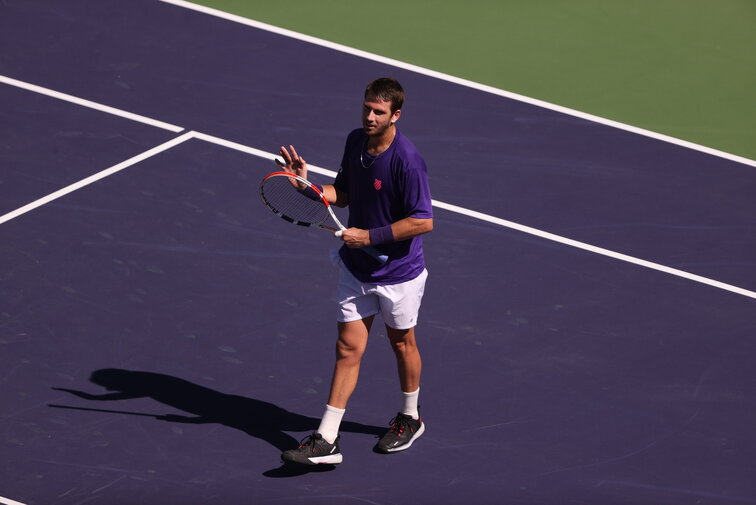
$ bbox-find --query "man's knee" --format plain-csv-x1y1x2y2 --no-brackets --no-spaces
335,336,365,360
387,327,418,354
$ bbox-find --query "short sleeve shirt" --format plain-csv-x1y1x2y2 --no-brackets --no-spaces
334,128,433,284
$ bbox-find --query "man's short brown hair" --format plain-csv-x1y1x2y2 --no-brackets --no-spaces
365,77,404,113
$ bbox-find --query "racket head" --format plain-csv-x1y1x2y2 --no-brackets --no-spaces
259,171,332,227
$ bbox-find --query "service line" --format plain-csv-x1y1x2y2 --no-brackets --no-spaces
198,132,756,300
0,75,183,133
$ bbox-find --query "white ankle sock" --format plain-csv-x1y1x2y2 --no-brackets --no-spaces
402,388,420,420
317,405,345,443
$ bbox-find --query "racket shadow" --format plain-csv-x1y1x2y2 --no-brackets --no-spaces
51,368,385,457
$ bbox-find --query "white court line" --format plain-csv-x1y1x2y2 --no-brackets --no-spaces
159,0,756,168
0,75,184,133
192,131,336,178
0,132,195,225
0,495,28,505
195,132,756,300
432,200,756,300
1,78,754,300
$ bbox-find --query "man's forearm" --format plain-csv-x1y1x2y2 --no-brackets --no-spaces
373,217,433,244
322,184,348,208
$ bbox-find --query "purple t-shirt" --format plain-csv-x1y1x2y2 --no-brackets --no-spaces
334,128,433,284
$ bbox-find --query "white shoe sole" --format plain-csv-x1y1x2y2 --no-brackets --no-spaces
385,422,425,453
308,453,343,464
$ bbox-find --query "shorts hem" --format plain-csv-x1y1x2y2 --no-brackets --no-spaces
384,322,418,331
337,311,380,324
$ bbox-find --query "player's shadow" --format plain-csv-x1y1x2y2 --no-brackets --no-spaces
51,368,384,477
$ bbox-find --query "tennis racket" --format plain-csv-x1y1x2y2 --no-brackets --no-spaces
259,171,388,263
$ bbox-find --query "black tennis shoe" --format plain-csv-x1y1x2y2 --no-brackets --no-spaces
374,412,425,453
281,433,343,465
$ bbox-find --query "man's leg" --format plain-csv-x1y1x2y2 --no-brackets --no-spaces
326,316,374,409
386,325,421,395
281,316,373,465
374,325,425,453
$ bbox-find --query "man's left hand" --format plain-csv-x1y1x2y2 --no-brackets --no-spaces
338,227,371,248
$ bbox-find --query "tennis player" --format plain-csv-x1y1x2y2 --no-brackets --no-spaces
276,78,433,465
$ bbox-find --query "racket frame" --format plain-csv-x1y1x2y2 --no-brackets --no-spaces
260,171,388,263
260,171,344,232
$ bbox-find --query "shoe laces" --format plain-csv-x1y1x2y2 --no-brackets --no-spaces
388,414,411,435
297,434,319,449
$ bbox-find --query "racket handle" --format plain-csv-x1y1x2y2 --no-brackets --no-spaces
333,230,388,263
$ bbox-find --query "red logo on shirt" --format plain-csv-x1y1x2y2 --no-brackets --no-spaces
373,178,382,190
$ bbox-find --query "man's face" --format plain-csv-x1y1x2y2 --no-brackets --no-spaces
362,97,400,136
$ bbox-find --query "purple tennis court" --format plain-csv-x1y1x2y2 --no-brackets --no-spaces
1,1,755,504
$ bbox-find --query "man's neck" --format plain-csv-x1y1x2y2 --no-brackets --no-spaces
366,124,396,155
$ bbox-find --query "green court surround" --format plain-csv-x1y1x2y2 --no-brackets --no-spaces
191,0,756,162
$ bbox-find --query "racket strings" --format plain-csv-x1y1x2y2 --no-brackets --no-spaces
261,175,329,225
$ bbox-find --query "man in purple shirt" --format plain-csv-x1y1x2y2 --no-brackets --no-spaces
277,78,433,465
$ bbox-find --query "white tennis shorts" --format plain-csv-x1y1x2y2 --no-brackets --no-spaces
333,253,428,330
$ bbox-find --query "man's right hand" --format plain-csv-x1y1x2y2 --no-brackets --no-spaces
275,145,308,189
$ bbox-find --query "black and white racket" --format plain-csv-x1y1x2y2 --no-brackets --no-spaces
259,171,388,263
